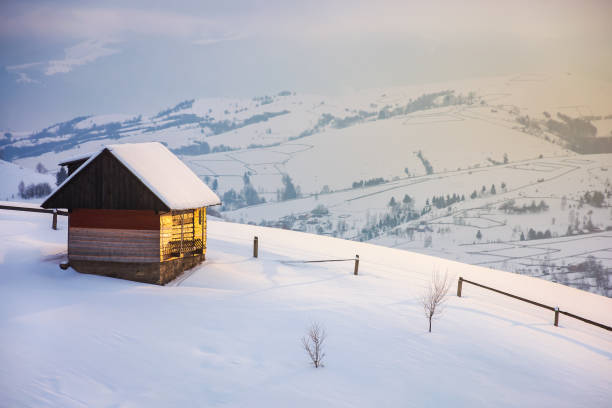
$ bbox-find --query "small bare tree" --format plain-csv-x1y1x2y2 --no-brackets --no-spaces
421,269,451,333
302,322,326,368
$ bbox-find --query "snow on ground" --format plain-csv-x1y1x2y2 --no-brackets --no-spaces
73,114,136,130
223,153,612,295
0,210,610,407
0,160,55,202
15,72,600,193
178,103,570,196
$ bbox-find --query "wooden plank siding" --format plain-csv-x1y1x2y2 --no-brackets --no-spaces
70,209,159,230
67,207,207,264
69,227,160,263
43,149,169,211
160,207,206,262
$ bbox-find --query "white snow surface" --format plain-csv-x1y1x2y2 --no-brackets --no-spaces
50,142,221,209
0,210,610,407
0,159,55,201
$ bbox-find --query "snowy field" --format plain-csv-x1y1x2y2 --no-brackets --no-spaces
223,152,612,295
0,160,55,202
0,210,611,407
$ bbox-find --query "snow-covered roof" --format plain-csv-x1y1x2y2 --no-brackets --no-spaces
50,142,220,210
58,152,92,166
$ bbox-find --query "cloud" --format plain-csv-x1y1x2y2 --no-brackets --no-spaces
2,6,244,82
44,39,119,75
5,39,119,83
7,61,45,71
15,72,39,84
193,33,246,46
2,1,610,85
0,6,241,42
6,61,43,84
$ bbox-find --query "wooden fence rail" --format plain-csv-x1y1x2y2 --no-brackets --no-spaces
253,236,360,275
0,204,68,216
0,204,67,230
457,277,612,332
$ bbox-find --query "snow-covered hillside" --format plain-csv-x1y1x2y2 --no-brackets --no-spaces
2,73,611,296
0,160,55,202
0,210,610,407
224,153,612,296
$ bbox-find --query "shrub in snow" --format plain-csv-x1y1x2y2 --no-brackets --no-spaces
302,322,326,368
35,162,47,174
421,270,451,333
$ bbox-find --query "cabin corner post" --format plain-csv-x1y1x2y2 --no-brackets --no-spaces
201,207,204,252
202,206,206,257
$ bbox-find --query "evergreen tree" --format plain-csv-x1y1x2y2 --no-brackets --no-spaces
476,230,482,240
244,185,263,206
56,167,68,186
528,228,537,240
490,184,496,195
281,174,297,201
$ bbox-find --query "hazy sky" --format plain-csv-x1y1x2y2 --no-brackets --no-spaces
1,0,611,131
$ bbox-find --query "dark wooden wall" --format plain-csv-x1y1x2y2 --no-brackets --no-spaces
43,149,169,211
65,158,88,176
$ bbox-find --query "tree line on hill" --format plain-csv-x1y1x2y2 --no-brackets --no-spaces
499,199,549,214
292,90,476,141
17,181,52,199
518,111,612,154
352,177,386,189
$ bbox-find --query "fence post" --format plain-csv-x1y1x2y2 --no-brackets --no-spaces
52,209,57,230
253,236,258,258
457,277,463,297
354,255,359,275
554,307,559,327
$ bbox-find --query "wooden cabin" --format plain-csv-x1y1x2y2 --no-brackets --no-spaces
42,142,221,285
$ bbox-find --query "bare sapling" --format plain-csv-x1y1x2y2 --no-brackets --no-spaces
422,269,451,333
302,322,326,368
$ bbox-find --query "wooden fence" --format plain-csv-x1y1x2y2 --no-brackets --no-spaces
253,236,360,275
457,277,611,331
0,204,67,230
